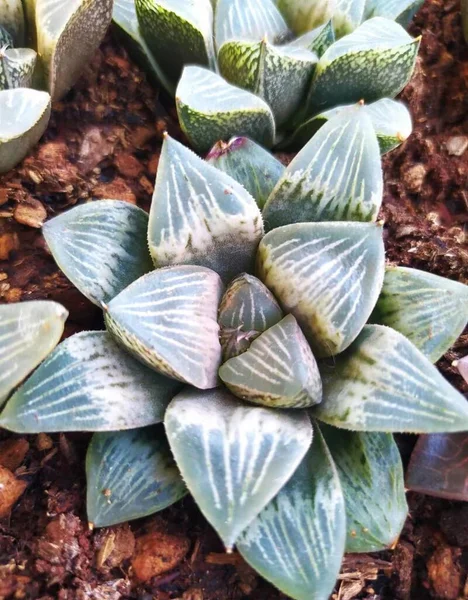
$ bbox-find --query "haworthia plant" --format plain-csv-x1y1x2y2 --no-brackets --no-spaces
277,0,336,35
290,20,336,58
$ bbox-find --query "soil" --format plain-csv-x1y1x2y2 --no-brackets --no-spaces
0,0,467,598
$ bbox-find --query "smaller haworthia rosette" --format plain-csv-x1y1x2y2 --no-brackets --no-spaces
257,222,385,357
277,0,335,35
219,314,322,409
315,325,468,432
364,0,424,28
0,48,37,90
263,107,383,228
206,137,285,210
43,200,153,307
148,135,263,283
0,0,24,45
332,0,366,37
0,332,181,433
0,300,67,406
218,273,283,360
176,66,276,153
237,426,345,600
86,426,187,527
165,388,313,550
104,266,223,389
321,425,408,552
370,267,468,363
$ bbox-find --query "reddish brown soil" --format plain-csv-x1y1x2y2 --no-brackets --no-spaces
0,0,467,598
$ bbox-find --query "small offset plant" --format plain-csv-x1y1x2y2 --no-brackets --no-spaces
2,104,468,599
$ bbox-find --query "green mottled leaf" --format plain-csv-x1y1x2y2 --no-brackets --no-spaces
277,0,335,35
364,0,424,28
290,20,335,58
257,222,385,358
0,331,181,433
43,200,153,307
370,267,468,363
314,324,468,432
0,88,51,174
36,0,113,101
165,387,313,550
218,273,283,360
87,426,187,527
105,266,223,389
0,0,24,45
237,425,345,600
206,137,285,209
263,108,383,228
0,301,67,406
148,135,263,284
176,66,276,152
220,314,322,408
321,424,408,552
2,48,37,89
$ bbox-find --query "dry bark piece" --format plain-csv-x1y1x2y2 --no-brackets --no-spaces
0,232,19,260
0,438,29,471
96,524,135,569
0,465,27,517
131,530,190,582
36,432,54,451
427,544,462,600
13,198,47,228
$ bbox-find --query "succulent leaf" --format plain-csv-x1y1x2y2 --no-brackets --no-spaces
43,200,154,307
35,0,113,101
0,300,67,406
0,24,13,47
176,66,276,152
277,0,335,35
237,425,345,600
0,331,181,433
332,0,366,37
321,424,408,552
86,426,187,527
206,137,285,210
0,88,50,174
220,314,322,409
263,107,383,228
364,0,424,28
257,222,385,358
290,20,335,58
314,324,468,433
165,387,313,550
370,267,468,363
104,266,223,389
0,0,24,45
2,48,37,89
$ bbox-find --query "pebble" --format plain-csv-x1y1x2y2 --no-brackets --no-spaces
445,136,468,156
0,466,27,518
0,439,29,472
131,530,190,582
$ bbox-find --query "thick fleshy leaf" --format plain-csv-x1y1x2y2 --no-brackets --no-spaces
0,301,67,406
370,267,468,363
2,48,37,89
218,273,283,360
277,0,335,35
218,39,317,126
237,425,345,600
257,222,385,357
43,200,153,307
406,433,468,501
0,0,24,45
364,0,424,28
135,0,215,86
0,88,51,173
36,0,113,101
220,314,322,409
290,20,335,58
148,135,263,284
87,426,187,527
306,17,420,113
333,0,366,37
0,331,181,433
105,266,223,389
263,107,383,228
0,24,13,47
165,387,313,549
176,66,276,152
321,424,408,552
314,324,468,432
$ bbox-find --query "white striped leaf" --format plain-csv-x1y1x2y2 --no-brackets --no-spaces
218,39,317,127
218,273,283,360
105,266,223,389
0,88,51,173
277,0,335,35
87,426,187,527
364,0,424,28
321,424,408,553
43,200,153,308
165,387,313,550
0,300,67,406
314,324,468,432
135,0,215,86
0,0,24,45
148,135,264,283
0,331,181,433
306,17,420,114
36,0,113,101
370,267,468,363
290,20,335,58
206,137,285,210
263,107,383,228
237,425,345,600
176,66,276,153
257,222,385,358
2,48,37,89
219,314,322,409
